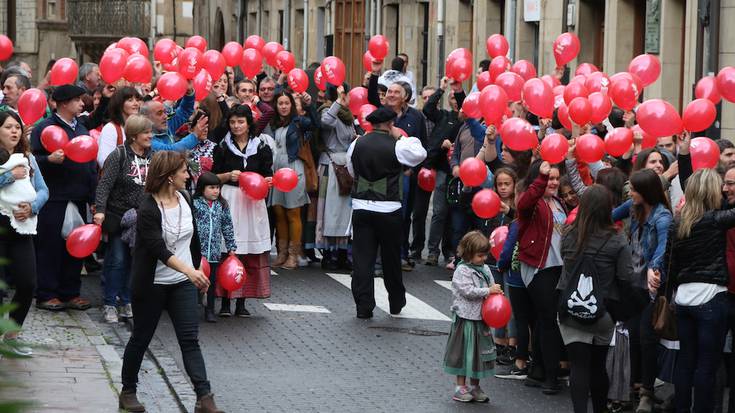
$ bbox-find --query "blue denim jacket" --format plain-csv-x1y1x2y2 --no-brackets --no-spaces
612,199,672,274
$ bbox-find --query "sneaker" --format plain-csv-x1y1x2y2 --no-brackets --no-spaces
103,305,118,323
470,385,489,403
401,259,413,272
495,366,529,380
118,304,133,319
234,306,251,318
452,386,474,403
204,308,217,323
36,298,65,311
496,345,516,365
64,297,91,311
218,307,232,317
297,256,310,267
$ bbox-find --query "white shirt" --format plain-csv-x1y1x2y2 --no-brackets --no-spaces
675,282,726,307
98,122,125,168
154,193,193,285
346,134,427,213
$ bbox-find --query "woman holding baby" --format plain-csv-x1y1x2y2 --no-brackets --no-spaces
0,110,49,355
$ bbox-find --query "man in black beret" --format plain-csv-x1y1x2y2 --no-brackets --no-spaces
30,83,97,312
345,105,427,319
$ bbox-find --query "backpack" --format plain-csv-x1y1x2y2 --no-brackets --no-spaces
559,236,610,324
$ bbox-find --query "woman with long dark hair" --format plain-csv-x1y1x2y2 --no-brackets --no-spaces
97,86,142,167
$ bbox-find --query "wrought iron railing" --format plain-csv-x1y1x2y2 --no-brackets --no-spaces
67,0,150,39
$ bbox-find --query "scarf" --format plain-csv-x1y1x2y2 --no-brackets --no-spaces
458,260,492,287
223,132,261,169
318,102,354,126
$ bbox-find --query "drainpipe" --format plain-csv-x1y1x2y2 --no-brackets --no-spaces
284,0,291,50
149,0,156,53
303,0,309,68
505,0,516,60
376,0,382,35
437,0,445,83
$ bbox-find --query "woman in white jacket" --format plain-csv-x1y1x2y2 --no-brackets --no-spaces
97,86,142,167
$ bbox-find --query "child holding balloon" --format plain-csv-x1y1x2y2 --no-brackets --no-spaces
443,230,504,403
192,172,237,323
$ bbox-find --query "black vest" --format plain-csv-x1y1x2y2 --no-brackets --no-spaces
351,130,403,202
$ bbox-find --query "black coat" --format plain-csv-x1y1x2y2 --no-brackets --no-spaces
131,192,202,298
211,136,273,186
422,88,464,173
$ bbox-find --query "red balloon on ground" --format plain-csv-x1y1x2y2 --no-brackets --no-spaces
695,76,721,104
636,99,684,138
240,48,263,78
628,54,661,87
239,172,269,200
185,35,207,52
489,226,509,260
287,69,309,93
273,168,299,192
459,158,487,187
40,125,68,153
244,35,265,51
50,58,79,86
604,127,634,157
690,137,721,170
482,294,512,328
575,133,605,163
486,34,509,58
495,72,524,102
64,135,98,163
157,72,188,101
222,42,244,67
471,189,502,219
368,35,390,60
66,224,102,258
217,255,246,292
17,88,48,126
500,117,538,151
0,35,13,61
540,133,569,164
417,168,436,192
553,32,581,66
683,98,717,132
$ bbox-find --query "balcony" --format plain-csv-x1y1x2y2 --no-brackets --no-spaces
67,0,150,60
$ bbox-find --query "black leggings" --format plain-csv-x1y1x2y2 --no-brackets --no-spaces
0,215,37,327
627,302,658,391
508,285,535,361
526,266,563,383
567,342,609,413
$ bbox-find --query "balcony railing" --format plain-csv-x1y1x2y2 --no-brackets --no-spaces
68,0,150,40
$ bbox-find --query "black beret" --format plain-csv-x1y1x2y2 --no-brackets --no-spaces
52,84,86,102
365,106,397,124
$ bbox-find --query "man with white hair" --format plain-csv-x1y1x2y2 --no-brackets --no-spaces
77,63,101,96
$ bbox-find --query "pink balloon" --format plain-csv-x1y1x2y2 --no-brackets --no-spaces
201,50,226,81
575,133,605,163
50,58,79,86
99,49,128,84
568,97,592,126
192,69,212,102
244,35,266,51
628,54,661,87
185,35,207,52
695,76,721,104
273,168,299,192
494,72,524,102
587,92,613,124
368,35,390,60
575,63,599,77
276,51,296,73
522,78,554,119
461,91,482,119
124,55,153,83
489,56,511,82
500,118,538,151
262,42,285,67
690,137,721,170
64,135,98,163
154,39,178,64
222,42,244,67
511,60,537,81
479,85,508,124
459,158,487,187
682,98,717,132
322,56,346,85
604,127,634,157
486,34,509,58
348,87,369,115
287,68,309,94
240,48,263,79
66,224,102,258
716,67,735,103
636,99,684,138
540,133,569,164
471,189,502,219
17,88,47,125
178,47,203,80
156,72,188,101
553,32,581,66
0,35,13,61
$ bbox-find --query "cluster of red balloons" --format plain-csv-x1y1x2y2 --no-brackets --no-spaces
99,37,152,85
40,126,99,164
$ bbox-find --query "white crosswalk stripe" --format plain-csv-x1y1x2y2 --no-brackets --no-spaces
434,280,452,291
263,303,331,313
326,273,451,322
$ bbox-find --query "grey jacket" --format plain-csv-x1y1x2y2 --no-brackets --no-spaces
451,263,495,320
319,101,355,165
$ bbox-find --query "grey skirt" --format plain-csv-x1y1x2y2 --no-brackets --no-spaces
443,314,496,379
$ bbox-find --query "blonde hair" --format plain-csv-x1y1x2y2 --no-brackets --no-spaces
677,168,723,239
124,114,153,145
456,231,490,262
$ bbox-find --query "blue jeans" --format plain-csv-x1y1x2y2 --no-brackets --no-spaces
102,234,131,306
675,291,728,413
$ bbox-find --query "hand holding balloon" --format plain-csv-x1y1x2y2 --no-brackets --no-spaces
48,149,65,164
489,284,504,295
678,131,691,155
186,268,210,292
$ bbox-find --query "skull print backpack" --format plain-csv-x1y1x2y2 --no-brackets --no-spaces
558,236,611,325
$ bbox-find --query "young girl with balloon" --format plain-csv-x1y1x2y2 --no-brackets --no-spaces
443,230,503,403
193,172,237,323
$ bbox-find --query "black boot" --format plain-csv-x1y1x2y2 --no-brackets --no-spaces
219,298,232,317
304,248,321,263
119,389,145,412
337,250,352,271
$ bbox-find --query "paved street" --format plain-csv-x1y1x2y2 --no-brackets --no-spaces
80,260,576,412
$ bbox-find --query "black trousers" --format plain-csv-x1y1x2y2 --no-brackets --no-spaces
122,281,211,398
526,266,564,384
627,301,659,391
409,184,432,257
508,285,535,361
567,342,610,413
35,200,85,302
351,209,405,314
0,215,37,326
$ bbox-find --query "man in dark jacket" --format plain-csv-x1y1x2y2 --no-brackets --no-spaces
31,84,97,311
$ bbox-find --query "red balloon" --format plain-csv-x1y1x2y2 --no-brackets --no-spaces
541,74,561,89
563,82,589,105
192,69,212,102
185,35,207,52
608,75,640,111
575,133,605,163
156,72,188,101
690,137,721,170
565,207,579,225
695,76,721,104
276,51,296,73
540,133,569,164
262,42,284,67
604,127,634,157
240,48,263,79
417,168,436,192
446,48,472,67
124,55,153,83
368,35,390,60
248,102,262,123
64,135,98,163
477,71,492,91
239,172,269,200
557,102,573,130
461,91,482,119
636,99,684,138
362,51,375,72
200,257,211,278
500,117,538,151
244,35,266,51
117,37,149,57
273,168,299,192
683,98,717,132
568,97,592,126
482,294,512,328
17,88,47,125
314,66,327,91
511,60,537,81
495,72,524,102
479,85,508,125
201,50,226,81
50,58,79,86
154,39,178,64
178,47,203,79
162,46,183,72
358,104,376,132
348,87,369,115
587,92,613,124
287,68,309,94
459,158,487,187
489,226,508,260
610,72,644,94
66,224,102,258
631,124,657,149
575,63,599,77
217,255,247,292
100,49,128,84
222,42,244,67
523,78,554,119
584,71,610,94
486,34,509,58
447,57,473,82
489,56,511,83
717,67,735,103
472,189,502,219
40,125,68,153
628,54,661,87
322,56,346,85
0,35,13,61
553,32,581,66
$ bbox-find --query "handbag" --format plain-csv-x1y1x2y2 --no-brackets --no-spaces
651,234,677,340
297,137,318,192
326,152,353,196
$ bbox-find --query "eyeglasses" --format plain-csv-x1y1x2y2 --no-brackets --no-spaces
260,87,274,92
724,181,735,187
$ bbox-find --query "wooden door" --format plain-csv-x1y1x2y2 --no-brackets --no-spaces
334,0,366,87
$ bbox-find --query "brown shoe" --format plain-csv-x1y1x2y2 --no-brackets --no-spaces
280,242,300,270
118,389,145,412
272,239,288,267
36,298,65,311
64,297,91,310
195,393,224,413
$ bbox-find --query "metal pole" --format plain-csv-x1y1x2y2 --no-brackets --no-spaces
149,0,156,53
437,0,445,83
303,0,309,68
506,0,516,60
284,0,291,50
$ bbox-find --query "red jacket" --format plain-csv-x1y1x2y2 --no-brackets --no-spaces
517,173,565,268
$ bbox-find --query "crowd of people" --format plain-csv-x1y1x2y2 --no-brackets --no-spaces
0,42,733,413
